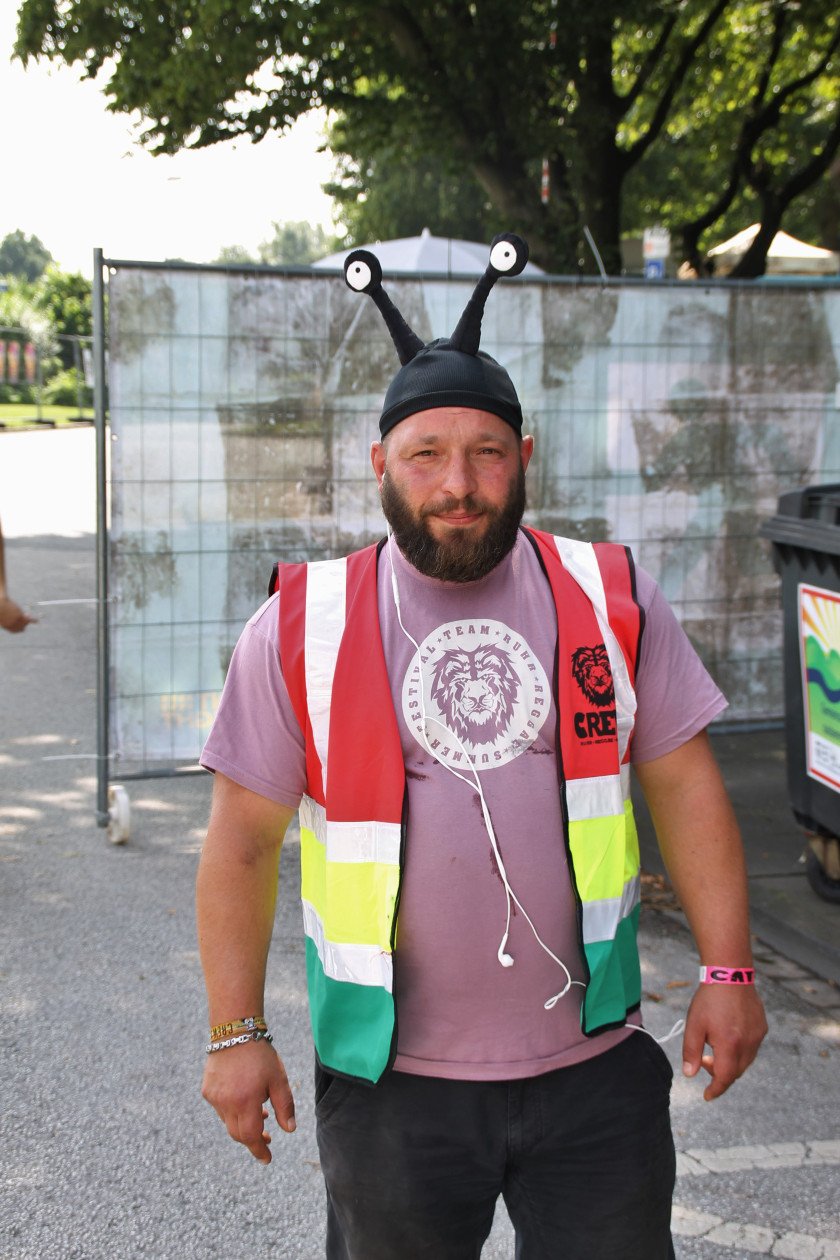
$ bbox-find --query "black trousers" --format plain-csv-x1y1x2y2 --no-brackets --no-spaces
315,1034,677,1260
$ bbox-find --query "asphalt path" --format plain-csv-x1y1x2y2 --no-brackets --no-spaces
1,430,838,1259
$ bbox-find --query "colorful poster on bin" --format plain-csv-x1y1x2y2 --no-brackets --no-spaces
799,583,840,793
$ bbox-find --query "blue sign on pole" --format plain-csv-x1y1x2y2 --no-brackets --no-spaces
644,258,665,279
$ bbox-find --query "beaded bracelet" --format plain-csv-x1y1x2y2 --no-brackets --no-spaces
205,1030,274,1055
699,966,756,985
209,1016,267,1041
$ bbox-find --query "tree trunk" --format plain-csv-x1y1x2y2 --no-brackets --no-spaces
727,206,781,279
471,156,582,273
575,21,624,275
579,159,624,276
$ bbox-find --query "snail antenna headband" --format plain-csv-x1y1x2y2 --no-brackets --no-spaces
344,249,424,365
343,232,529,437
449,233,529,354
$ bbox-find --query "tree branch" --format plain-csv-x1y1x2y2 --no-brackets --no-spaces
764,19,840,115
620,0,730,173
674,8,787,264
620,13,678,112
730,103,840,277
742,102,840,212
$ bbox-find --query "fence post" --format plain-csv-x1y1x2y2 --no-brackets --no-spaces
93,249,110,827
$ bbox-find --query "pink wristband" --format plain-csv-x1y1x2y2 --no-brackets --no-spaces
699,966,755,985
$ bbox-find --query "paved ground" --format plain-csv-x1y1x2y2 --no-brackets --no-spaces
2,429,839,1258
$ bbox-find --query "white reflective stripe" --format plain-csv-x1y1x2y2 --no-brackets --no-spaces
302,900,393,990
566,766,630,820
304,558,347,796
299,797,401,866
300,795,327,847
552,536,636,763
581,875,641,944
327,820,402,866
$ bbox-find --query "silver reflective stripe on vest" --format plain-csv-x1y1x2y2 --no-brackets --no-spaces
551,536,636,763
581,876,641,944
299,795,327,845
304,557,348,796
302,900,394,990
328,820,402,865
300,796,402,866
565,765,631,820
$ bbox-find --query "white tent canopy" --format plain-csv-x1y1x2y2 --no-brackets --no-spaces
707,224,839,276
313,226,545,276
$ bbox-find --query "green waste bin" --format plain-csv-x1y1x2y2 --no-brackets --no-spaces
761,484,840,904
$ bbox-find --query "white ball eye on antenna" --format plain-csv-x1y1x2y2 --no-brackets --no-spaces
346,259,372,291
344,249,382,293
490,241,517,272
488,233,529,276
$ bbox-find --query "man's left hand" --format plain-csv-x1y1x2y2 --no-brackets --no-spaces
681,983,768,1101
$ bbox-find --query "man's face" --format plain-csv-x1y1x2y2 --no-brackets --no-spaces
371,408,534,583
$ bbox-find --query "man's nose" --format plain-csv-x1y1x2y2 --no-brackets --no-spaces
440,453,478,499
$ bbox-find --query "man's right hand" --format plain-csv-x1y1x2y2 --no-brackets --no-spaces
201,1040,296,1164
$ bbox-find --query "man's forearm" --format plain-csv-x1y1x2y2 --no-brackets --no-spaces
197,774,298,1162
196,772,294,1023
635,731,753,963
634,730,767,1099
197,841,280,1022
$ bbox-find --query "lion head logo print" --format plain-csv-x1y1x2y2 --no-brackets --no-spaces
571,644,614,708
430,644,519,746
402,618,550,770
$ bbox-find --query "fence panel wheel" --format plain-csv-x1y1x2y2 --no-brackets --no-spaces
107,784,130,845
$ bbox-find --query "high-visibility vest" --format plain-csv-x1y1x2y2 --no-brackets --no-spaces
274,527,643,1084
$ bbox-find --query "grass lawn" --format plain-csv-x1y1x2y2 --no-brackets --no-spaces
0,403,94,430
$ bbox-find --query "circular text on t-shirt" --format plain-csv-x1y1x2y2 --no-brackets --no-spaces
401,618,551,771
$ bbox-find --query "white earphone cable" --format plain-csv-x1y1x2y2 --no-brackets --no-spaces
386,530,584,1008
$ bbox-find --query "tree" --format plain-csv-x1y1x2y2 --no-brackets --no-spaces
0,267,92,401
0,229,53,282
257,220,339,265
620,2,840,276
214,220,339,266
33,267,93,368
214,244,257,265
325,132,496,246
14,1,840,275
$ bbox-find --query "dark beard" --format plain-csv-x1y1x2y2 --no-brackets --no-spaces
380,464,526,583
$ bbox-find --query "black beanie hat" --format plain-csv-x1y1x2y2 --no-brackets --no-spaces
343,233,529,438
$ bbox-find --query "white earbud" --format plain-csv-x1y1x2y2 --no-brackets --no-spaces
497,932,514,968
498,932,513,967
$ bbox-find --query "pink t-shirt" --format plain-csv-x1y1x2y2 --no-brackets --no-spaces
201,532,726,1080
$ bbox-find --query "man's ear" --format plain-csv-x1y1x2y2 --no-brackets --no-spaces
521,434,535,473
371,440,387,487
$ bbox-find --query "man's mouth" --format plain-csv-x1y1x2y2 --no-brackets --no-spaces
425,501,487,528
433,511,484,527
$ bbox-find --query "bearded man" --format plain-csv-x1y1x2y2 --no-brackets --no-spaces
197,237,766,1260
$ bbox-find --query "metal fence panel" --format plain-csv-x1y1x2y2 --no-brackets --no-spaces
102,262,840,772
